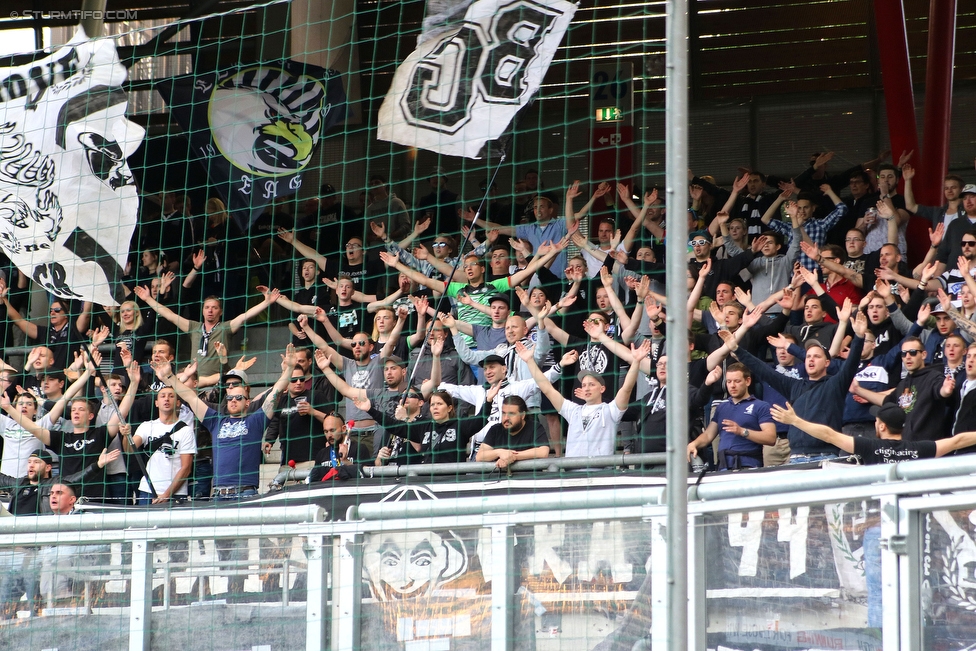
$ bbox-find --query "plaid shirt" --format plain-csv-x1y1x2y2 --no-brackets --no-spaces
767,202,847,271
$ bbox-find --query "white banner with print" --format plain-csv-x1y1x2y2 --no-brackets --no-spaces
377,0,577,159
0,28,143,306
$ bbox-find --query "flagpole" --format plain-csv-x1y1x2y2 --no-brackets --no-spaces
402,152,508,394
82,342,158,500
80,0,106,39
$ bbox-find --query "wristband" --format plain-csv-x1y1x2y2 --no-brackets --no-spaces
917,282,926,290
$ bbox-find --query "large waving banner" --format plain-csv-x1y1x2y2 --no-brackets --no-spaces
157,61,345,231
377,0,577,159
0,29,144,306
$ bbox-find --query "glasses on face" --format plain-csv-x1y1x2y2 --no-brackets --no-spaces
226,395,247,402
225,381,241,389
289,377,306,383
462,263,480,269
351,341,369,348
585,318,606,325
689,239,708,247
50,307,63,314
901,349,923,358
431,242,449,248
345,243,363,250
845,238,864,243
962,241,976,248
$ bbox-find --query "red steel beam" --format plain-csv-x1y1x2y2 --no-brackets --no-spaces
918,0,958,206
872,0,921,188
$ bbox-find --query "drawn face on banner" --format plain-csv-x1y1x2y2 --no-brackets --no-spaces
362,529,468,601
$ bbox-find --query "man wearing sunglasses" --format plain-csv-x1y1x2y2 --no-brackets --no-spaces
2,296,87,371
686,230,759,300
850,337,955,444
263,367,329,473
157,344,297,500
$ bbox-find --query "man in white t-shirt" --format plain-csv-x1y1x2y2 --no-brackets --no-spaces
517,340,648,458
130,387,197,504
0,393,50,478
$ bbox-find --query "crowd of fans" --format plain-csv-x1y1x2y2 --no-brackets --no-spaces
1,150,976,530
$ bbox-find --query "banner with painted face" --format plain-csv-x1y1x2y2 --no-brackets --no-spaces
0,28,143,306
157,60,345,231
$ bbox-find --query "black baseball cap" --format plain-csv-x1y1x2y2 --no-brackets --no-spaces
870,403,906,432
480,354,506,367
29,449,54,465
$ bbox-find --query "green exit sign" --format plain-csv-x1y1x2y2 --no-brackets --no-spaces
595,107,623,122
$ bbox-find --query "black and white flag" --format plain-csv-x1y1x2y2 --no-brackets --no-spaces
378,0,577,159
0,29,144,306
157,61,345,231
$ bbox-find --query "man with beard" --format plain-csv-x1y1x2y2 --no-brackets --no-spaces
158,345,297,500
263,365,330,473
316,351,408,421
447,310,552,407
312,415,365,471
476,396,550,468
312,333,383,456
0,445,120,514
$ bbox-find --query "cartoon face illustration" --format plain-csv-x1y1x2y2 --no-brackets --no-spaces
362,529,468,601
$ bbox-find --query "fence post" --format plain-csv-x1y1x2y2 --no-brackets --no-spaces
128,539,153,651
686,513,706,651
649,516,668,651
331,532,363,651
490,524,514,651
306,534,329,651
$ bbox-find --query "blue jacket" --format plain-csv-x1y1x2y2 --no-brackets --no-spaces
735,335,864,455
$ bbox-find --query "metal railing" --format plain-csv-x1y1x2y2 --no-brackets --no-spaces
1,459,974,651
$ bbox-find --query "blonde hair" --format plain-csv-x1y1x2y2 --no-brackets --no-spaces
115,300,144,333
206,198,229,227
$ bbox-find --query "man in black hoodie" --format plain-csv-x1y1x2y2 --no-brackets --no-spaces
719,310,867,463
852,336,955,443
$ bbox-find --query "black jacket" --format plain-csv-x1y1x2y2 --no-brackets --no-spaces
883,364,950,443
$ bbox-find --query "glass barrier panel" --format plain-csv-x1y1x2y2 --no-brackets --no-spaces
921,509,976,650
702,500,882,651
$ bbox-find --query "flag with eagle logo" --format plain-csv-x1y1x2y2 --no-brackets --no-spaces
157,61,345,231
0,28,144,306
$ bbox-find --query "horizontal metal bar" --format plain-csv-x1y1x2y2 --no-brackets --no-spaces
355,486,666,521
692,456,976,503
271,453,668,487
0,504,324,536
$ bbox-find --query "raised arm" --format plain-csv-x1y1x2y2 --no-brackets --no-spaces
0,284,38,340
380,251,448,294
616,341,650,411
0,392,51,445
440,311,475,339
407,297,429,349
770,402,853,453
156,362,210,421
261,344,297,419
134,285,191,332
313,349,361,399
277,229,327,270
514,340,563,411
105,361,141,436
420,337,444,397
228,287,281,333
296,313,332,353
